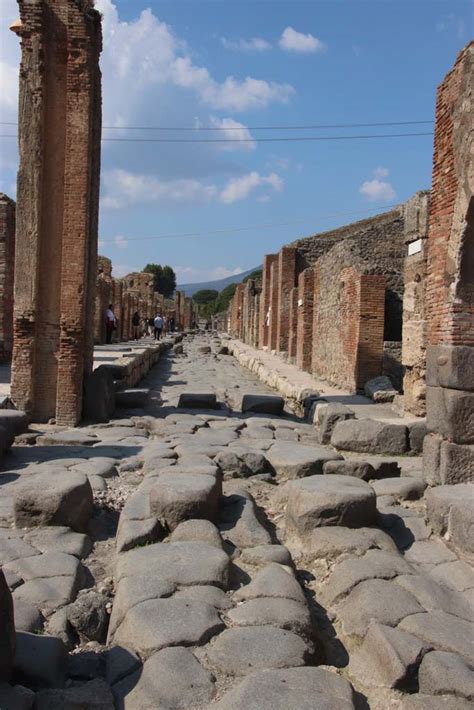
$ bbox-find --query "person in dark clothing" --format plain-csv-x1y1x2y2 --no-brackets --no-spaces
132,311,140,340
168,316,175,333
105,304,117,344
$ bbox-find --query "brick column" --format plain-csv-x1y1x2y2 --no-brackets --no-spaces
0,195,15,362
287,287,298,362
268,261,279,351
276,247,297,354
355,275,386,388
423,43,474,487
296,268,315,372
258,254,277,348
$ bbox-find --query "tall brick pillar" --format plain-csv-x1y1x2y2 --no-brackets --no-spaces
288,286,299,362
423,43,474,487
276,246,297,354
0,195,15,362
296,268,315,372
10,0,102,425
268,261,279,351
258,254,278,348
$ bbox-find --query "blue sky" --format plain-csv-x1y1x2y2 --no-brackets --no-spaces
0,0,472,282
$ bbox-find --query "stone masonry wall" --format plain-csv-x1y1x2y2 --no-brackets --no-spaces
11,0,102,426
0,195,15,362
423,42,474,488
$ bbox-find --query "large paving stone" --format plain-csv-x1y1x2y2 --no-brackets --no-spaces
241,394,284,415
13,599,44,633
318,403,355,444
285,475,376,537
227,597,311,637
266,441,342,479
173,585,232,610
205,626,310,675
399,611,474,665
322,549,414,605
418,651,474,701
404,541,457,566
219,489,271,549
37,430,99,446
14,470,93,533
14,631,67,688
113,646,215,709
13,575,81,615
323,459,376,481
4,552,81,583
0,570,14,680
195,428,238,447
113,598,224,658
0,537,40,566
239,544,292,567
177,393,217,409
35,679,114,709
338,579,423,638
22,527,91,559
439,442,474,485
116,517,164,553
371,476,426,501
0,410,28,443
425,484,473,534
288,525,398,559
331,419,408,455
430,560,474,592
115,388,150,409
394,575,473,621
149,471,221,530
447,499,474,561
233,564,306,604
169,518,223,549
348,622,431,689
210,666,356,709
114,541,229,587
108,577,176,639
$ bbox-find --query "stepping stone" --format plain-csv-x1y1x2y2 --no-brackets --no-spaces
323,459,375,481
36,431,99,447
227,597,311,637
298,526,398,559
113,647,215,708
113,598,224,658
108,577,176,639
371,477,426,501
240,545,292,567
234,564,306,605
149,472,221,530
399,611,474,665
241,394,284,415
205,626,309,675
318,403,355,444
14,470,93,533
348,622,431,689
219,489,271,549
173,586,232,610
23,527,91,559
285,475,376,537
211,666,355,709
338,579,423,638
321,549,414,605
169,519,223,549
115,389,150,408
395,575,473,621
418,651,474,701
331,419,408,455
266,442,342,479
177,393,217,409
114,541,229,588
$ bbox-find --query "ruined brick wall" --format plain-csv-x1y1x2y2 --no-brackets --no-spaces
258,254,277,347
268,261,279,350
402,191,431,414
288,287,298,362
276,247,297,354
423,43,474,487
11,0,102,425
296,268,314,372
94,256,113,344
229,284,244,338
0,195,15,362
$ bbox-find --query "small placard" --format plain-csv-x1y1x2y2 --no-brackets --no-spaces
298,299,303,307
408,239,422,256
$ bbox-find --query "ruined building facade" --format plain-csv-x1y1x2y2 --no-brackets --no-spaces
0,195,15,362
10,0,102,426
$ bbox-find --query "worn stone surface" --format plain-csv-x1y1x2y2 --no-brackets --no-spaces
14,631,68,688
317,403,355,444
266,441,342,479
365,376,398,403
371,476,426,501
149,471,221,530
239,544,292,567
227,597,312,637
35,679,114,709
178,393,217,409
219,489,271,548
241,394,284,415
399,611,474,665
233,564,306,604
418,651,474,701
323,459,375,481
331,419,408,455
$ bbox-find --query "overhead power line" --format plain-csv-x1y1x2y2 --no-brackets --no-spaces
0,131,433,144
0,119,434,131
99,204,401,244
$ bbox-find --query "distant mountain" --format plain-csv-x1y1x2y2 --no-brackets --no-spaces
178,266,261,297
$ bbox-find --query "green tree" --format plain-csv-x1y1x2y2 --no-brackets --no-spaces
143,264,177,298
214,283,237,313
193,289,219,304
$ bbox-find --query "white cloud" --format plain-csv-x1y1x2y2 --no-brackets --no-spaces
220,171,284,204
114,235,128,249
102,169,218,208
210,266,244,279
373,166,389,178
359,179,396,202
96,0,294,116
221,37,271,52
279,27,325,54
175,265,244,282
209,116,256,151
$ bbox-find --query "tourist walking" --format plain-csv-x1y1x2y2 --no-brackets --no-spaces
154,313,164,340
131,311,140,340
105,304,117,344
168,316,175,333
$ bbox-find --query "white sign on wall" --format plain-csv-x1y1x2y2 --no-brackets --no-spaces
408,239,423,256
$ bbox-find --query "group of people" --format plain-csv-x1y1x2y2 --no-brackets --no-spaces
105,304,176,344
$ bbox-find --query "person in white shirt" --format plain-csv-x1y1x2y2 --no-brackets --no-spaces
154,314,164,340
105,304,117,344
